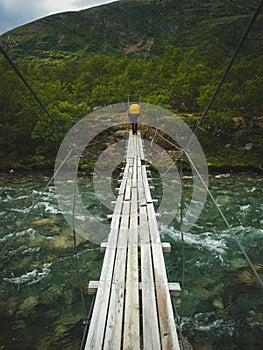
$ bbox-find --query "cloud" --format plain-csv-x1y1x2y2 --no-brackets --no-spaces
1,0,46,23
73,0,116,7
0,0,50,34
0,0,118,35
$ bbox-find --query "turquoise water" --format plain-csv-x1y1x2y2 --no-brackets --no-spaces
0,172,262,349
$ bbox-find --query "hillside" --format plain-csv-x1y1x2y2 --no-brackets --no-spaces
1,0,262,60
0,0,262,172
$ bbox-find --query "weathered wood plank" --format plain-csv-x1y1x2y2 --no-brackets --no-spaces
100,241,171,253
140,205,161,350
147,202,161,243
138,162,146,207
137,142,162,349
152,243,180,350
124,170,132,201
141,165,153,204
123,140,140,349
132,142,138,189
147,201,180,350
118,162,130,195
123,183,140,349
84,194,124,350
103,200,130,350
126,132,133,160
138,134,145,160
129,160,138,239
88,281,180,297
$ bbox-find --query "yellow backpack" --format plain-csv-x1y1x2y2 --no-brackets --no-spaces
129,103,140,115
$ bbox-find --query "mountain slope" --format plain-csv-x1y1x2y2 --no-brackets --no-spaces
1,0,262,60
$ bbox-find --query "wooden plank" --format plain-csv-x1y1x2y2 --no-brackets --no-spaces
126,133,133,159
138,163,146,207
168,282,181,296
137,154,142,168
140,205,161,350
138,134,145,160
123,146,139,349
100,241,171,253
147,202,161,243
138,138,161,349
84,194,124,350
118,162,130,195
129,160,138,239
146,201,180,349
103,200,130,350
124,166,132,201
151,242,180,350
132,153,137,189
123,184,140,349
161,242,171,253
88,281,180,296
84,248,117,350
124,134,134,200
141,165,153,204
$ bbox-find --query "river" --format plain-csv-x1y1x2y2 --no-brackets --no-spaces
0,172,262,349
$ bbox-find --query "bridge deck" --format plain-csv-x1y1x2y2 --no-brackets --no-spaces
85,133,180,350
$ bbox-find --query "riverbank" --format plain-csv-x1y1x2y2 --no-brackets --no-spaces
2,118,262,175
1,161,263,178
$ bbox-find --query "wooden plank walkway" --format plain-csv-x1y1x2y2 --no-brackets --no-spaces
85,133,181,350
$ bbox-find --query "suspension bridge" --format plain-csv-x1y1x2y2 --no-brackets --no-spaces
1,3,263,348
85,132,181,349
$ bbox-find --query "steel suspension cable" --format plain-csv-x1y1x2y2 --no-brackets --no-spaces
186,0,263,148
151,0,263,176
72,161,88,320
1,43,128,162
179,159,186,317
158,0,263,289
0,45,66,137
2,24,98,346
174,158,187,350
146,1,263,341
186,150,263,289
80,295,95,350
171,296,186,350
165,236,186,350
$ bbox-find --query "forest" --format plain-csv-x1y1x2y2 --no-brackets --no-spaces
1,0,262,172
0,42,262,172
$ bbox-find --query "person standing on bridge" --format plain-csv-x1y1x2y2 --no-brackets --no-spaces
128,102,140,135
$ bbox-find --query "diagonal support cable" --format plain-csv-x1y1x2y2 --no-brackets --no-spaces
0,45,66,137
186,150,263,289
185,0,263,150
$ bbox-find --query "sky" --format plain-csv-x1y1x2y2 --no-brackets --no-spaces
0,0,119,35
